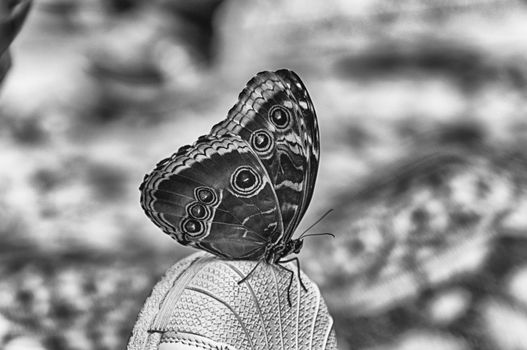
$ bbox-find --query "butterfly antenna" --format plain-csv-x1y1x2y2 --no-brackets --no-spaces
299,232,335,239
298,209,333,238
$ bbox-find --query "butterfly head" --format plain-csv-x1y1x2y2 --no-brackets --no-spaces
289,239,304,255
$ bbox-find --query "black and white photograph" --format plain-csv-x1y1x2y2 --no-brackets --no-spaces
1,1,527,349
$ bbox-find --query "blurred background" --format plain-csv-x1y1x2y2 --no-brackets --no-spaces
2,0,527,349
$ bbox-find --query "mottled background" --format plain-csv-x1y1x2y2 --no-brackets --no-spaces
1,0,527,349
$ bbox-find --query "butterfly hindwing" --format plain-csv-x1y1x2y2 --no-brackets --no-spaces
140,135,283,259
210,70,320,240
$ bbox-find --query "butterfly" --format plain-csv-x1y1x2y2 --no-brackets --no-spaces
139,69,320,295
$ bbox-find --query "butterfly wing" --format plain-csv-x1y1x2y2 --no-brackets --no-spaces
275,70,320,215
210,69,320,241
140,135,283,259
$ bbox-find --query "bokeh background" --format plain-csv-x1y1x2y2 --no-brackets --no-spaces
2,0,527,349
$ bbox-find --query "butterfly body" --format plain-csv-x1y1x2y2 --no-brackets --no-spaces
140,70,319,264
258,236,304,265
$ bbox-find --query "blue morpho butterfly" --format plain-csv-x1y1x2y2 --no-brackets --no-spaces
140,70,326,301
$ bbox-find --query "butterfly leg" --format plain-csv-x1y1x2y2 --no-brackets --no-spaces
278,257,307,292
274,263,295,307
237,259,263,286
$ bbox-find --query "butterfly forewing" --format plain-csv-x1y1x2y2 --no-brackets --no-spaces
210,70,320,241
275,70,320,230
140,135,284,259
